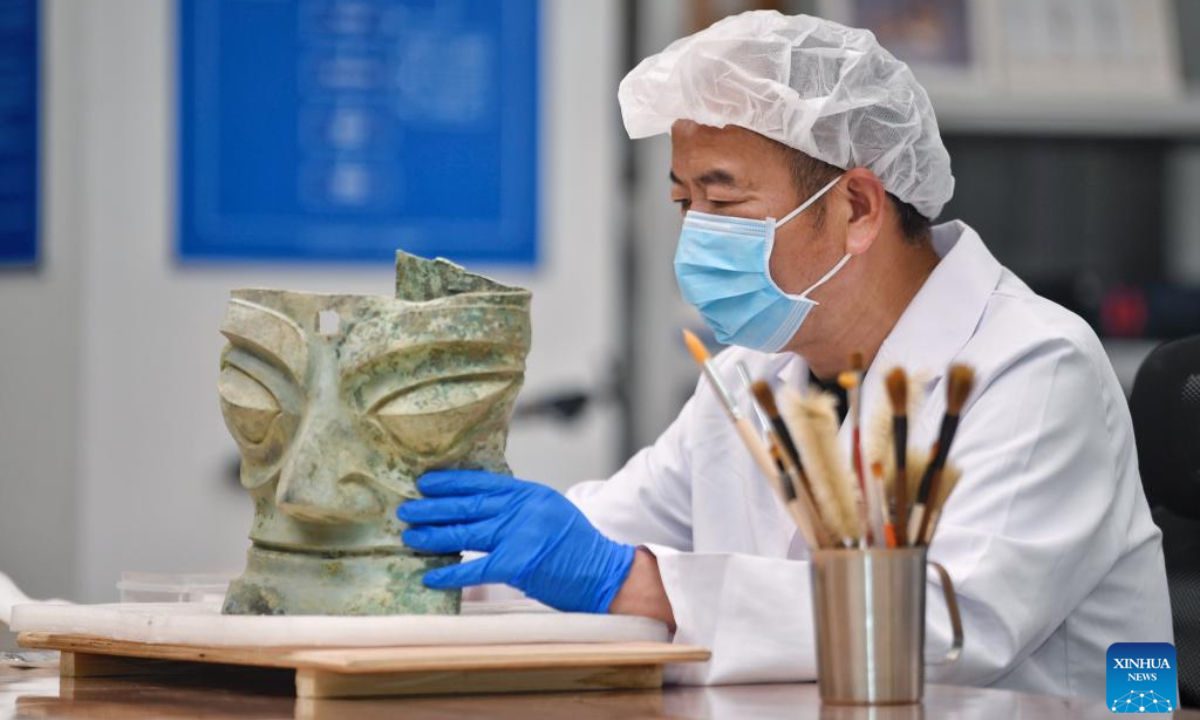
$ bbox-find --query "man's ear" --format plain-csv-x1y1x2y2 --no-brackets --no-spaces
841,168,887,256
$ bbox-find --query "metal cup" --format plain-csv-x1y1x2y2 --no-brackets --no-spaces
811,547,963,705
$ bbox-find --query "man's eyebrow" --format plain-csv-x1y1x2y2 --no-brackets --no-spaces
668,168,739,187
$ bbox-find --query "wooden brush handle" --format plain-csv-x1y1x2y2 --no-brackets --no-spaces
731,419,820,549
735,418,777,481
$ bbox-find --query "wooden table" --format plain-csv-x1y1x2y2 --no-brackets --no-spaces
3,666,1195,719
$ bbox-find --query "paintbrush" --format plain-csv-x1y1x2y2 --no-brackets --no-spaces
838,367,879,545
681,331,808,543
765,442,826,550
848,352,866,489
871,461,897,548
865,370,925,465
910,365,975,545
683,330,739,421
885,368,910,546
750,378,805,477
746,376,831,548
779,385,861,545
866,371,926,486
883,448,929,507
739,376,825,552
921,461,962,545
681,330,777,476
736,364,826,548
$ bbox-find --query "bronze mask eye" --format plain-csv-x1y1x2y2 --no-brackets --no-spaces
374,375,517,457
218,365,281,445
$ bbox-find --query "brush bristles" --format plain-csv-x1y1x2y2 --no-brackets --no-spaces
750,380,780,419
885,368,907,417
866,370,925,471
865,395,893,471
779,386,860,542
947,364,974,416
879,452,962,517
682,329,711,367
933,462,962,514
850,352,864,372
837,371,858,391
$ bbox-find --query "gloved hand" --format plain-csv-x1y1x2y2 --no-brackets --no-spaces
397,469,636,613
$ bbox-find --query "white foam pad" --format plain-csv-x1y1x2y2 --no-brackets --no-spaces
9,600,669,647
0,572,33,626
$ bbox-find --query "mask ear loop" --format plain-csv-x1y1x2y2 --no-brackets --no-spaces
798,253,852,300
765,173,852,303
762,173,843,271
775,174,843,228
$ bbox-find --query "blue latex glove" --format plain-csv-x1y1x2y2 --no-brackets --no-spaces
397,469,636,614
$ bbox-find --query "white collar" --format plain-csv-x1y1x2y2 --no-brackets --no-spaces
867,220,1002,389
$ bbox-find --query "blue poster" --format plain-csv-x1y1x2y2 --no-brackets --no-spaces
178,0,538,264
0,0,38,266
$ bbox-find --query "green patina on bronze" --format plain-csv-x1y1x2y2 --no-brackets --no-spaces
218,251,531,616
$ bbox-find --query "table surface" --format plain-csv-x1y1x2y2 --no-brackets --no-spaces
2,666,1195,719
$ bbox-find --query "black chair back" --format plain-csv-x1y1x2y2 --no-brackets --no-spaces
1131,334,1200,707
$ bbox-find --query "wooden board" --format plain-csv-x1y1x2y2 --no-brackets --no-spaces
18,632,710,699
293,665,662,699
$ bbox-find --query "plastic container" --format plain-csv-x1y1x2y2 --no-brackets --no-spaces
116,572,232,603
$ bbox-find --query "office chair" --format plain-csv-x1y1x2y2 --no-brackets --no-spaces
1131,334,1200,708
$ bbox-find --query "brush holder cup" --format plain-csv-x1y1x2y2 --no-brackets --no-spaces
810,547,963,705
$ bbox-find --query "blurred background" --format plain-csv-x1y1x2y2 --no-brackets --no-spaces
2,0,1199,635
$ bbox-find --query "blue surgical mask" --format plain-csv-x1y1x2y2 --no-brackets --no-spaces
674,175,849,352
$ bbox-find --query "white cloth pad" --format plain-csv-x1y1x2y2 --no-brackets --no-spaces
9,600,669,648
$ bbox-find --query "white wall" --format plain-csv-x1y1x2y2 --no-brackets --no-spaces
0,0,623,607
628,0,705,449
1166,145,1200,284
0,0,83,608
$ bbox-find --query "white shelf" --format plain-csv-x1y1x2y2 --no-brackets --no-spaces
931,93,1200,138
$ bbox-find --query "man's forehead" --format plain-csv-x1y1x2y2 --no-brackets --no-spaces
671,119,775,146
670,121,789,185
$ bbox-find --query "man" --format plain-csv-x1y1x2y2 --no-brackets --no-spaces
397,12,1172,698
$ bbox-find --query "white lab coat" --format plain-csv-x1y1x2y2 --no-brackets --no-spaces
564,220,1173,700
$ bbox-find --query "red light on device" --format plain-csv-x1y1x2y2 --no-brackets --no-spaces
1101,287,1149,338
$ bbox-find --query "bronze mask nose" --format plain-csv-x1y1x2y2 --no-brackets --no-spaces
275,365,385,524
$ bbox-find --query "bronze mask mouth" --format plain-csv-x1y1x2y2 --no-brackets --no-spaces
248,540,412,558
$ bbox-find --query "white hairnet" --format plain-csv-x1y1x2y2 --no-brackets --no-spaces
619,11,954,220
